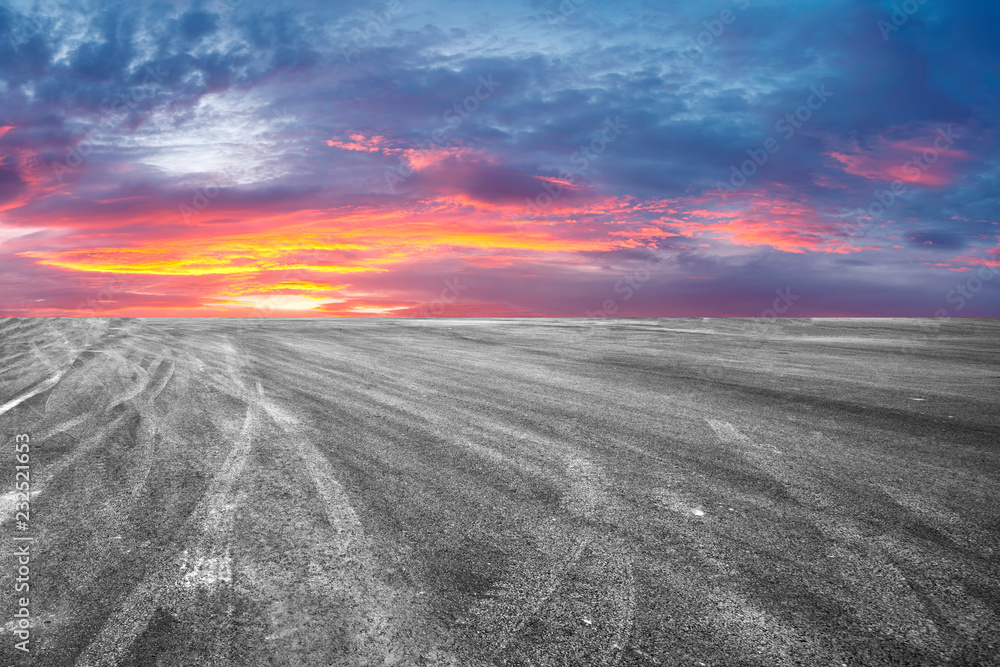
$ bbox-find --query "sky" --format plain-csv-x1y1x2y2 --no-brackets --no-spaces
0,0,998,318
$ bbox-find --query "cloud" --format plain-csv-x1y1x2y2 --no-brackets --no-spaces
0,0,997,317
906,230,967,250
825,125,972,186
178,9,221,42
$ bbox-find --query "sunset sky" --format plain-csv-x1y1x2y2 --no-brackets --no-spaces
1,0,998,317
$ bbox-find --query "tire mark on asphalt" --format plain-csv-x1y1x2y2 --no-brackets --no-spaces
186,338,250,402
251,386,467,666
51,343,173,500
75,389,260,667
466,443,637,665
35,413,91,439
42,349,129,416
9,346,174,514
104,353,160,411
493,536,591,650
1,326,71,408
222,338,249,392
354,355,647,665
562,455,638,667
1,322,109,400
875,481,998,557
180,382,258,589
127,358,176,495
1,335,63,378
791,434,995,658
706,418,781,454
605,549,637,667
697,421,945,662
284,371,642,663
0,489,40,524
563,456,609,521
0,409,130,525
28,319,993,665
0,373,63,416
143,358,175,404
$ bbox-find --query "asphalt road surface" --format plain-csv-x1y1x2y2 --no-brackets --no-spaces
1,317,998,666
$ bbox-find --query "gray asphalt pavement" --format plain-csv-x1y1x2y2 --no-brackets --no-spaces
1,317,998,666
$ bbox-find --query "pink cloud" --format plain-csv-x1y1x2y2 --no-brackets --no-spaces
666,189,877,254
825,126,972,186
325,134,390,153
